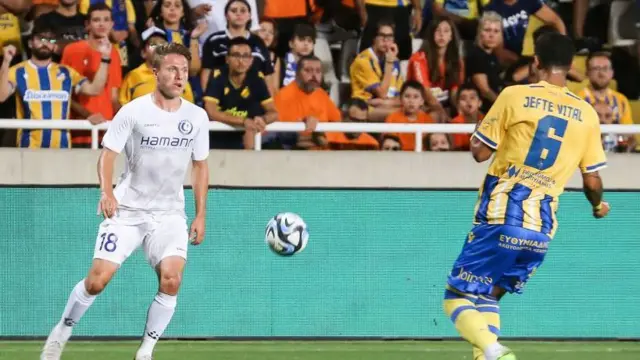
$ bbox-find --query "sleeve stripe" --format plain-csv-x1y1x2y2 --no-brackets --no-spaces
472,131,498,150
261,98,273,105
203,96,219,103
584,162,607,173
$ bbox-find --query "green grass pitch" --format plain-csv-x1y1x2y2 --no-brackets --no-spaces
1,340,639,360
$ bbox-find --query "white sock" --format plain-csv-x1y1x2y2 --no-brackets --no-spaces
56,280,96,341
137,292,177,355
484,342,507,360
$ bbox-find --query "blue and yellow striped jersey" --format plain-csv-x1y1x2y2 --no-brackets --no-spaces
472,81,607,237
8,61,87,148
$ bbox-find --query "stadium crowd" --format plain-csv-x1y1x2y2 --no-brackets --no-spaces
0,0,638,151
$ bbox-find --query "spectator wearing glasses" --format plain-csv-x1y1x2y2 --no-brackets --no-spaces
0,23,111,148
326,98,379,150
61,3,122,148
34,0,88,61
204,37,278,150
579,51,637,152
356,0,422,61
201,0,275,94
119,27,195,105
350,20,403,122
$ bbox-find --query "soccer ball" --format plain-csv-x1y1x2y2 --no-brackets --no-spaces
265,212,309,256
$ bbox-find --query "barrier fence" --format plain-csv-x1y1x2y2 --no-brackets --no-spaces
1,120,640,151
1,187,639,338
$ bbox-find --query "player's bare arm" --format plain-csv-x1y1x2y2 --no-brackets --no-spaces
97,148,119,218
470,136,494,163
79,40,113,96
0,45,16,102
582,171,610,218
190,159,209,245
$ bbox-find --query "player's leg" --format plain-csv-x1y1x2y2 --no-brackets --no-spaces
443,225,519,359
135,215,189,359
471,290,505,360
41,220,144,360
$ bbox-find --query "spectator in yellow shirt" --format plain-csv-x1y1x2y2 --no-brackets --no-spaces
350,20,403,122
119,27,194,105
578,51,636,151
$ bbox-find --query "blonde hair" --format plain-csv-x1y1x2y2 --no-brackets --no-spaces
476,11,503,47
151,43,192,69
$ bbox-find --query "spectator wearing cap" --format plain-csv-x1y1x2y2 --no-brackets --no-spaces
204,37,278,150
119,26,195,105
61,3,122,148
201,0,275,94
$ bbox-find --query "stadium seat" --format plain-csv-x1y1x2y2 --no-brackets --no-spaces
339,37,359,83
629,100,640,124
411,38,423,54
609,0,636,47
314,37,341,104
521,16,544,57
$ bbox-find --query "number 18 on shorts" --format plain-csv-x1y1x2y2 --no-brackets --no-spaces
93,214,189,268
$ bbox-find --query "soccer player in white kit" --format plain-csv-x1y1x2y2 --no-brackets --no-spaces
41,43,210,360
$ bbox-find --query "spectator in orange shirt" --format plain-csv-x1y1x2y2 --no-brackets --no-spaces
269,55,341,150
326,98,379,150
407,16,464,119
449,83,483,151
61,3,122,148
384,81,434,151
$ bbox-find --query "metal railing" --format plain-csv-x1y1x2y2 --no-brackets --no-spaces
0,119,639,152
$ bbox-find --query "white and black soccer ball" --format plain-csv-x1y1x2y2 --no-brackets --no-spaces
265,212,309,256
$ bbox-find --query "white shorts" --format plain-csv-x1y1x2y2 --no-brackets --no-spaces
93,211,189,268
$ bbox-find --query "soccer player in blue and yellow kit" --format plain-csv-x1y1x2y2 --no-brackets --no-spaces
0,22,111,148
442,32,611,360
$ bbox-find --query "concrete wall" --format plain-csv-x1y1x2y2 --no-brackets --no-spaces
1,149,639,189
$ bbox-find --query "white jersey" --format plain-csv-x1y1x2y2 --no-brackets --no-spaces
101,94,210,214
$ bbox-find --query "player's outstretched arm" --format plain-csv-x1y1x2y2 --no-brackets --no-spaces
582,171,610,219
189,159,208,245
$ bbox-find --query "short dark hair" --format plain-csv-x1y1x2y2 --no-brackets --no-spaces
586,51,612,69
345,98,368,112
532,25,557,42
296,55,321,74
87,3,112,20
534,32,575,71
457,83,480,101
375,20,395,35
400,80,426,97
292,23,316,42
31,21,55,39
151,43,192,69
227,37,252,53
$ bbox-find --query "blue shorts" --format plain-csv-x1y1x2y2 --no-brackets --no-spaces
447,224,551,296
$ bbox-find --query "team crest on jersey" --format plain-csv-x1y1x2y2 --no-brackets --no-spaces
178,119,193,135
240,87,250,98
